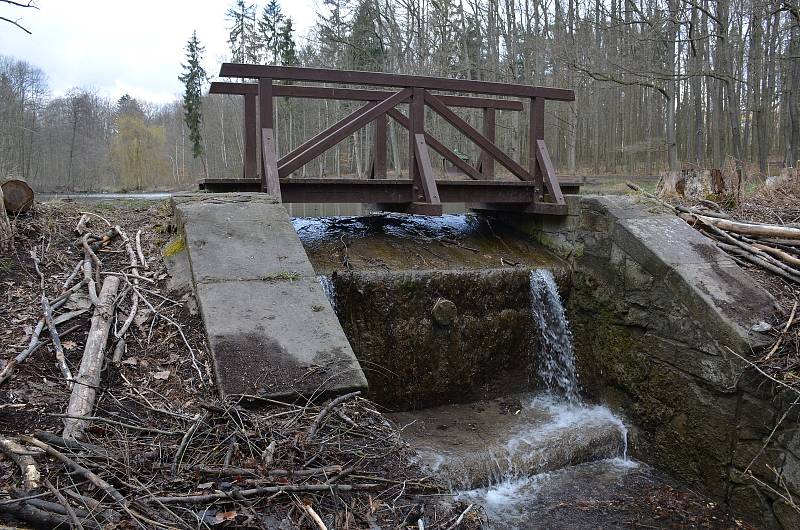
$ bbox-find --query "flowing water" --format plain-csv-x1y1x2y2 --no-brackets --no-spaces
529,269,581,403
390,268,635,528
317,275,338,312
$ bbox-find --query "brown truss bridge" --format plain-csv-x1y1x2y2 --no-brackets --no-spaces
201,64,577,215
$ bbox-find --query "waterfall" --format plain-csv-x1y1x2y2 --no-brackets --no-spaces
529,269,581,403
317,275,337,312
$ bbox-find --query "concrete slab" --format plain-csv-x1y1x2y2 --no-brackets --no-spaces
666,262,775,351
177,198,316,283
612,216,731,278
174,193,367,399
197,279,367,397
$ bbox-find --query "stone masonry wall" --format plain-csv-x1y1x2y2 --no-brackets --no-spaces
497,195,799,529
332,267,568,409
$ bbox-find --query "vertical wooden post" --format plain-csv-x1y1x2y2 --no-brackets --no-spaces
243,93,257,179
371,113,387,179
259,78,281,199
530,97,545,199
480,107,496,179
409,88,424,199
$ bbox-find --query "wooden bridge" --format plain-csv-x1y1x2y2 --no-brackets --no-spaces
201,64,576,215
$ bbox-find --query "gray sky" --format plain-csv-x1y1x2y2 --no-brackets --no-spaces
0,0,317,104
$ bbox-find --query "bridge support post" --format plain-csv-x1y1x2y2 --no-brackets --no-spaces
259,78,281,200
370,113,387,179
243,93,258,179
479,107,496,179
530,97,545,200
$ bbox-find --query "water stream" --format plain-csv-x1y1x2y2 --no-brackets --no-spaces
317,275,338,312
529,269,581,403
445,268,631,527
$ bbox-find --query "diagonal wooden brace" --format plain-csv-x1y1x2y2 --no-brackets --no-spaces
413,133,440,204
279,88,412,177
424,90,534,182
387,108,482,181
535,139,565,205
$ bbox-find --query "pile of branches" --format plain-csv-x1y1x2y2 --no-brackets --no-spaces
0,392,465,529
628,182,800,286
0,205,475,529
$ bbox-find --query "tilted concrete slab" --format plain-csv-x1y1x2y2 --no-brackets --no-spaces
173,193,367,399
595,195,777,353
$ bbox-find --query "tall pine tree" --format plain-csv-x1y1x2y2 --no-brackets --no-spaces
278,18,298,66
178,31,207,162
226,0,257,63
258,0,284,64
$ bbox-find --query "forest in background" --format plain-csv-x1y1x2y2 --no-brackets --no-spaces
0,0,798,192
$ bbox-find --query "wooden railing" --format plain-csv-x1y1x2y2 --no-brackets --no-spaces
206,65,575,215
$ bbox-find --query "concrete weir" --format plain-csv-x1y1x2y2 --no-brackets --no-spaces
171,191,794,528
171,193,367,399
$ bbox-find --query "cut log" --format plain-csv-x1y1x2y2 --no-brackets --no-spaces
687,214,800,240
62,276,120,440
0,185,11,254
1,178,34,214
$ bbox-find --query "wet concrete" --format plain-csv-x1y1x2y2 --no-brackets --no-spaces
389,393,626,489
459,458,736,529
294,213,562,274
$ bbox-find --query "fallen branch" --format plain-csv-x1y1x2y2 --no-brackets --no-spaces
21,436,126,519
42,294,73,387
765,301,798,361
0,282,82,387
148,483,379,504
302,502,328,530
308,391,361,441
63,275,120,441
0,436,41,490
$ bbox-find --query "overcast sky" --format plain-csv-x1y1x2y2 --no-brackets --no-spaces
0,0,318,104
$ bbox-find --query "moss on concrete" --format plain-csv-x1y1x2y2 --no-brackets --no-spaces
163,236,186,258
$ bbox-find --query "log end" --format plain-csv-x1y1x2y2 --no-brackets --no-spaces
2,179,34,214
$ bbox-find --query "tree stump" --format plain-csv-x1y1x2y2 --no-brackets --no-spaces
658,170,684,196
1,179,34,214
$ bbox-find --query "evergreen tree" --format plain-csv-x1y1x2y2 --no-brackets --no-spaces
258,0,284,64
226,0,256,63
278,18,298,66
178,31,207,160
349,0,384,70
116,94,145,120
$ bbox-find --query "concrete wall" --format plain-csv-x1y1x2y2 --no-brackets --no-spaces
498,195,799,528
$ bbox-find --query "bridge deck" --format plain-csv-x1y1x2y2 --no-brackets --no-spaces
199,178,580,215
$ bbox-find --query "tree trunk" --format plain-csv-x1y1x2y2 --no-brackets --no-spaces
63,276,121,441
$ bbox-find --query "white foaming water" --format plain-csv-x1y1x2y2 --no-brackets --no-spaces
529,269,581,403
457,457,640,529
317,275,337,312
